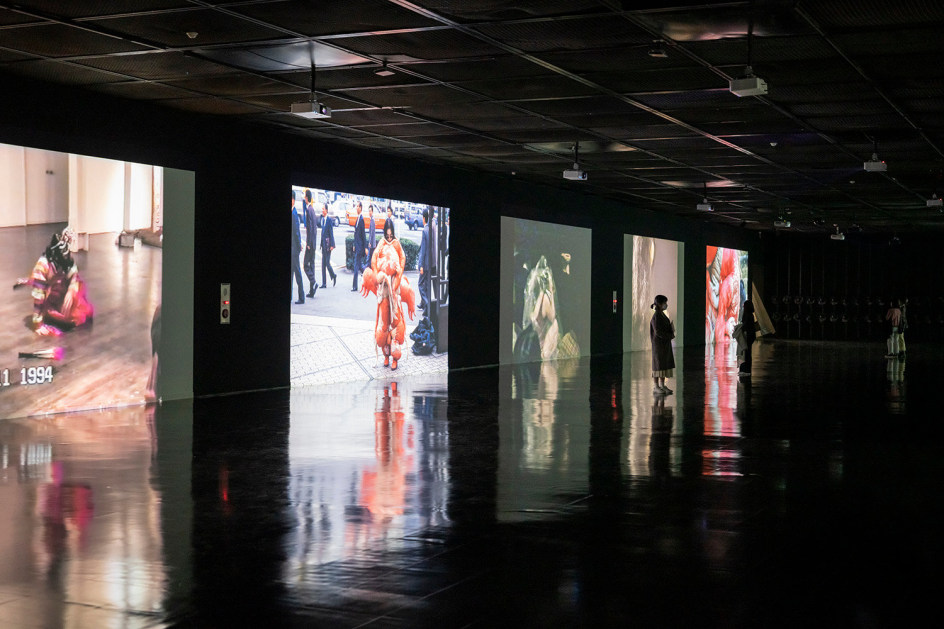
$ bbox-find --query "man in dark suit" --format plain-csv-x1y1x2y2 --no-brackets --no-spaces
320,203,336,288
303,189,318,298
364,204,377,273
417,207,433,315
352,200,368,291
291,192,305,304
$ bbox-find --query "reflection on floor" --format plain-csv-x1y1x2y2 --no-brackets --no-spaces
1,340,942,627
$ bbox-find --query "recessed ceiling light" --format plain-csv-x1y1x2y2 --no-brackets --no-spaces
647,41,668,58
375,60,395,77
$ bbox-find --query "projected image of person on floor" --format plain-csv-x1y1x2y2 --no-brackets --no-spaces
15,227,94,337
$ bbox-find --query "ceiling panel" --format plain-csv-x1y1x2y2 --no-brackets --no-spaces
87,8,288,47
0,23,152,57
0,0,941,232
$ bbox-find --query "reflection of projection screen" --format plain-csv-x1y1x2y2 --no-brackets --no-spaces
1,142,194,419
286,376,449,566
289,186,449,386
497,361,590,522
623,235,684,353
499,217,592,365
706,246,748,344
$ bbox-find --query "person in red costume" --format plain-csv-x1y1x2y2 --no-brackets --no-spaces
706,247,741,345
360,223,416,369
17,227,94,336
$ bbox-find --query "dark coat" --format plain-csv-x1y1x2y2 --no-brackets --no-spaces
740,308,756,343
649,310,676,372
291,209,302,256
353,213,367,254
320,215,335,250
304,202,318,249
418,222,430,274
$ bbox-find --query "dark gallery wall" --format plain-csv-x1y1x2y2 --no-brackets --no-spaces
759,232,944,342
1,73,758,398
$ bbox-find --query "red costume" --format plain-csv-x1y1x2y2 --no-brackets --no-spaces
27,228,94,335
360,236,416,369
706,247,740,345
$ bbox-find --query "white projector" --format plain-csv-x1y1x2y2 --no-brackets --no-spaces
927,196,942,208
729,75,768,97
830,232,845,241
563,164,587,181
774,219,791,228
863,153,886,172
696,201,713,211
291,100,332,119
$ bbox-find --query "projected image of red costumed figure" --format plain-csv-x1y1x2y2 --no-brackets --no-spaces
16,227,94,337
706,246,741,345
360,222,416,370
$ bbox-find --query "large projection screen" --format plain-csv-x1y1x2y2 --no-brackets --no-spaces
622,235,684,353
499,217,592,365
706,246,749,345
1,142,193,419
290,186,449,386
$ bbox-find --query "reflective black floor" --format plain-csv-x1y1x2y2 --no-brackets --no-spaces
1,339,942,628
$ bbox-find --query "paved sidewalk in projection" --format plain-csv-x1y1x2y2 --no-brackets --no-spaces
291,311,446,387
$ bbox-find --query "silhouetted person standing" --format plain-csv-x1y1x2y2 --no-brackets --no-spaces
738,299,756,376
649,294,676,395
885,300,901,358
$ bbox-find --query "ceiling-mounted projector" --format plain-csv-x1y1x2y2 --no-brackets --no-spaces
291,100,332,119
729,75,767,97
830,231,845,241
774,219,791,228
863,152,886,172
927,194,942,208
563,163,587,181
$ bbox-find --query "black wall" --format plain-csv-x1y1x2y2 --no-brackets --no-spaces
759,231,944,342
1,73,759,397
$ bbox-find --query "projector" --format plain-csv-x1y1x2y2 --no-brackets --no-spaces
927,196,942,208
563,164,587,181
863,153,886,172
830,232,845,241
290,100,332,119
729,75,768,97
774,219,791,228
696,201,713,211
